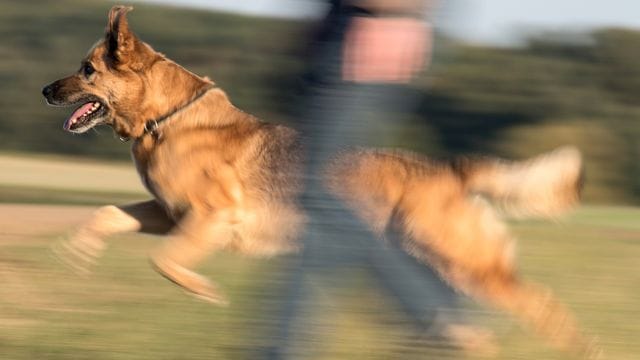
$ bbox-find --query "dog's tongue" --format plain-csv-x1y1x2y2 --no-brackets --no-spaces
64,103,94,130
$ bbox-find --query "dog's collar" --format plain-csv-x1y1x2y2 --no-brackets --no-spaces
143,83,217,138
119,84,216,142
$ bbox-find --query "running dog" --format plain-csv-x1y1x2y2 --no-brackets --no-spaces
42,6,598,358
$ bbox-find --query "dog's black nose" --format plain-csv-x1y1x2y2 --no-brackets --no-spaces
42,85,53,98
42,82,58,98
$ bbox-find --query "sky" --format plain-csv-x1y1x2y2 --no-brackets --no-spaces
131,0,640,45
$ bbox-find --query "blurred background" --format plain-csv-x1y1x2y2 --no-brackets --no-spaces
0,0,638,359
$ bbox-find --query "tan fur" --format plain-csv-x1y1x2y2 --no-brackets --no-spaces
43,6,598,358
44,6,305,306
464,146,584,218
326,148,598,357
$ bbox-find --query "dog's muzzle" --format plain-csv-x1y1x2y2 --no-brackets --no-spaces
42,81,60,104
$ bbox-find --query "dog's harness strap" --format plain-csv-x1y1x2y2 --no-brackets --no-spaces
142,84,216,139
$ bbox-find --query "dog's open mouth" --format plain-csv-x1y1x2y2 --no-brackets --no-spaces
64,100,108,133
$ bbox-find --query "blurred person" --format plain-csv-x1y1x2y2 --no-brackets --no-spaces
268,0,495,358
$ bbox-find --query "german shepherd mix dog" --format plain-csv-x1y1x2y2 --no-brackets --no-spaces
42,6,599,358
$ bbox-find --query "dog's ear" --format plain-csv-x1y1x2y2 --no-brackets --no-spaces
105,5,137,66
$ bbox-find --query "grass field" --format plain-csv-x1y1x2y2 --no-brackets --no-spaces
0,153,638,359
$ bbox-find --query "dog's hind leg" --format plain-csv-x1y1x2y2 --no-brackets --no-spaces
53,200,175,275
481,275,602,359
399,192,600,358
149,211,236,306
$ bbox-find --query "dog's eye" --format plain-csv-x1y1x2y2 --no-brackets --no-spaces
83,63,95,76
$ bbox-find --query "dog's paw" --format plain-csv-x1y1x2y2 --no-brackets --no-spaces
150,256,230,306
50,234,105,276
581,336,604,360
442,324,499,357
179,273,230,306
188,283,230,307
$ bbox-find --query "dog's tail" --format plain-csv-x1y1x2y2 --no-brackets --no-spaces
326,146,584,223
455,146,584,218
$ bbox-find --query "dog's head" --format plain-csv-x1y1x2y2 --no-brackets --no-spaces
42,6,167,137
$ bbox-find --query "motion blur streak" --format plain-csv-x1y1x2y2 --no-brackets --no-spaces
0,1,638,359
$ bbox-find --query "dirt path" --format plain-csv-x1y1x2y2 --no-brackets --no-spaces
0,204,109,324
0,153,144,193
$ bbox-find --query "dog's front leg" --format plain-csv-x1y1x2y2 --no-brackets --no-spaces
150,211,236,306
53,200,175,274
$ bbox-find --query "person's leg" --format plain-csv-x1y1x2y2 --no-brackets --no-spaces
268,86,468,357
269,14,468,358
368,236,461,335
267,68,376,360
342,85,496,352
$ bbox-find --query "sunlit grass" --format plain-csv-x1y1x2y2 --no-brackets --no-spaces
0,153,638,359
0,204,637,359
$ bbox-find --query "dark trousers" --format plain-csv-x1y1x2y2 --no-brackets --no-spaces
268,14,462,359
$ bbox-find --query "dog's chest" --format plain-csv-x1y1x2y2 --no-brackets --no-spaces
131,134,250,218
132,138,194,216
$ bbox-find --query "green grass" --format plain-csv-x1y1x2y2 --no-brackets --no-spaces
499,208,640,360
0,153,638,359
0,205,638,359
